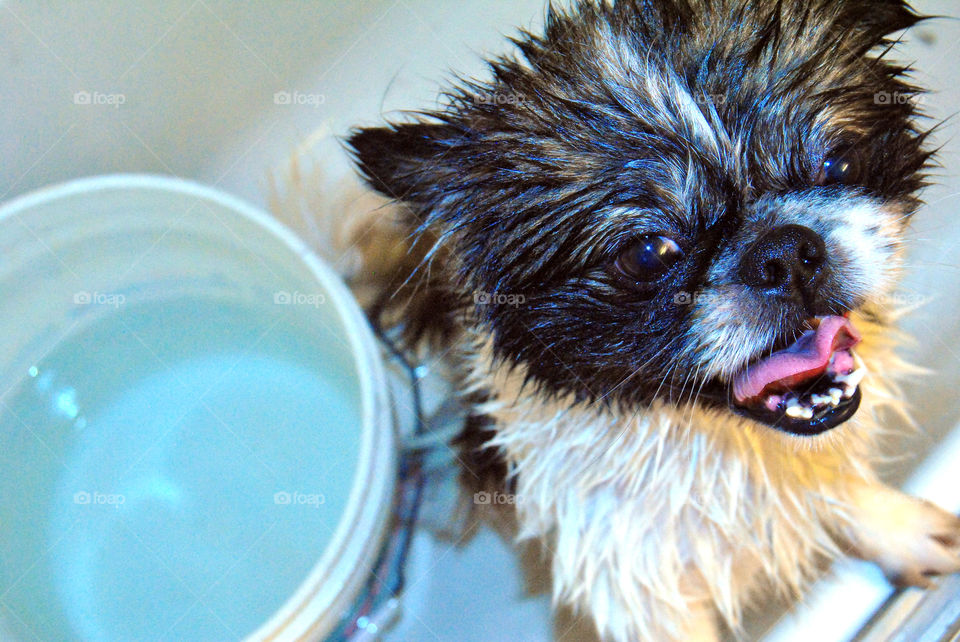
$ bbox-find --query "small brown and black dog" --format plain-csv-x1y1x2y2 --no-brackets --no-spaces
337,1,960,639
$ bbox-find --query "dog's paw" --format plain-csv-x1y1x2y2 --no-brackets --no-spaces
840,486,960,588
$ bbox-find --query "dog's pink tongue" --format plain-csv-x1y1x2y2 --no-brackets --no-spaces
733,316,861,403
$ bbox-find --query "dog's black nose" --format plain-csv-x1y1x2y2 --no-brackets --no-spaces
739,224,827,301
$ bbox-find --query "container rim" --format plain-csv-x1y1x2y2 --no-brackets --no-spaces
0,174,397,641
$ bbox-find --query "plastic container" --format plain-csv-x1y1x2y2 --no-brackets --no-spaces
0,175,396,641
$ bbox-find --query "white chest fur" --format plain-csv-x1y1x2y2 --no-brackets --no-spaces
461,315,911,640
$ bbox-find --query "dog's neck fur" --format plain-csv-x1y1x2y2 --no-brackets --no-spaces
452,310,911,640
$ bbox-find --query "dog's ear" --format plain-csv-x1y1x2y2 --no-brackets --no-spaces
346,122,471,206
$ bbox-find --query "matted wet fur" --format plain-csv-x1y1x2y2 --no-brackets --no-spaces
318,0,960,639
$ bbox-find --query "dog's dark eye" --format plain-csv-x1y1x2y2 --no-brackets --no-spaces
817,155,862,186
615,236,685,281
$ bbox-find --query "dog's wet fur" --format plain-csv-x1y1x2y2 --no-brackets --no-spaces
338,1,960,639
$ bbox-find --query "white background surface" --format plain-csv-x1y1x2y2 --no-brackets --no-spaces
2,2,960,641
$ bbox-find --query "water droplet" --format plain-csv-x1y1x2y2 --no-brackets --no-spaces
54,388,79,419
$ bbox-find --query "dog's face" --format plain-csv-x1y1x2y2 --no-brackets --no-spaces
349,0,930,436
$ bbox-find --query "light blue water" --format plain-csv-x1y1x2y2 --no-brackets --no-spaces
0,297,363,641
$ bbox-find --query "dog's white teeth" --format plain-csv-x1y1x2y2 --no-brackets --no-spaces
834,366,866,395
775,353,866,422
833,354,867,400
810,393,841,408
786,403,814,420
811,394,833,407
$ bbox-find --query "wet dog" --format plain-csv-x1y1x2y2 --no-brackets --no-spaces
345,1,960,638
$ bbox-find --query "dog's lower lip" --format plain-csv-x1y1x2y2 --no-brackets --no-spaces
726,349,866,435
720,316,865,435
730,387,862,436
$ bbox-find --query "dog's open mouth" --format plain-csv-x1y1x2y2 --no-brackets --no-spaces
729,316,865,436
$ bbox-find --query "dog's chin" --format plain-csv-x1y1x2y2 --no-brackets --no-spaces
701,315,868,437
